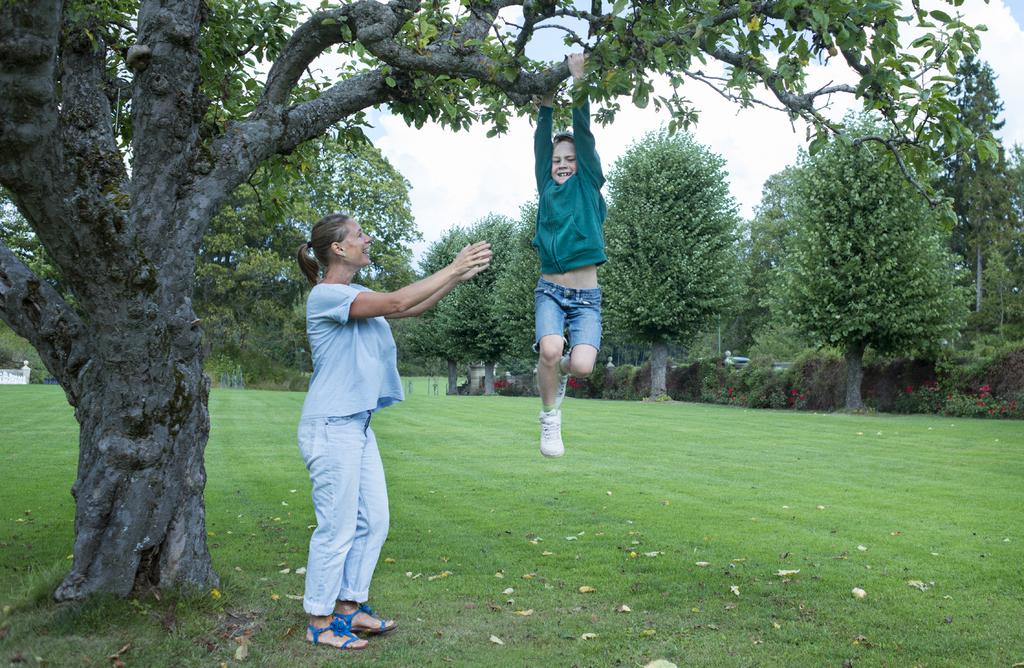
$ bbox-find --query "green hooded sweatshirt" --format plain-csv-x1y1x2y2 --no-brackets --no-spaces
533,100,608,274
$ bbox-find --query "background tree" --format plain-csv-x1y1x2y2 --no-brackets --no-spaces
0,0,991,600
409,215,518,394
404,227,472,394
776,116,969,410
941,56,1013,318
604,130,741,398
492,202,541,372
194,135,418,379
734,167,806,357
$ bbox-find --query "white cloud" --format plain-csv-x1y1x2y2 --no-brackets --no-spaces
365,0,1024,260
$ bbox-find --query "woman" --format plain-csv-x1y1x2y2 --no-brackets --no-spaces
295,212,491,651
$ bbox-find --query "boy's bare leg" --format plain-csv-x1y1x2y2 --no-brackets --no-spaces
566,344,598,378
537,335,565,409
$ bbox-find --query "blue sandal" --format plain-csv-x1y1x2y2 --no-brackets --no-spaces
308,614,365,650
335,604,397,636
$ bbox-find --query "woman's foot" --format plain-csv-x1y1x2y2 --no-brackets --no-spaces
307,614,369,650
336,602,398,635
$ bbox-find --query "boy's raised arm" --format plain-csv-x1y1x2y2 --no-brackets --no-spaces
571,99,604,187
534,97,554,190
566,53,604,187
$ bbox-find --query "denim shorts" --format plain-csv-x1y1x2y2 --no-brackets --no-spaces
534,277,602,351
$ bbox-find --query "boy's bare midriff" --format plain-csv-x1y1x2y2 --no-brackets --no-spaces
542,264,598,289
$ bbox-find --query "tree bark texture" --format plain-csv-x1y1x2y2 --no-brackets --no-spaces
447,359,458,395
844,342,866,410
484,362,495,395
976,244,983,312
649,342,668,399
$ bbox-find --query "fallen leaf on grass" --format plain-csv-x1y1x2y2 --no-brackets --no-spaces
851,588,867,599
640,629,656,637
578,586,596,593
776,569,800,577
816,505,826,510
489,635,504,645
295,567,306,575
857,545,867,552
772,622,782,629
580,633,598,640
210,588,222,600
513,609,534,616
108,643,131,661
695,561,711,567
616,605,631,613
286,594,303,601
644,662,678,668
428,571,452,581
907,580,930,591
383,558,396,564
235,643,249,661
730,586,740,596
565,536,578,541
279,568,291,574
521,573,536,580
495,571,505,578
542,551,554,556
852,634,872,648
270,593,280,601
502,588,514,595
643,551,663,558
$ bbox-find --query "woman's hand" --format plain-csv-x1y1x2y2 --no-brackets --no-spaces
450,241,493,281
567,53,586,82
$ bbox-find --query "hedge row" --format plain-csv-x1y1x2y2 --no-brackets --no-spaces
498,345,1024,419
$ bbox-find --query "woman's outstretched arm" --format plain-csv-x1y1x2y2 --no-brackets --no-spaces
348,241,492,319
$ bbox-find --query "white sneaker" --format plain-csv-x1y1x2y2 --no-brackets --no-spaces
539,410,564,458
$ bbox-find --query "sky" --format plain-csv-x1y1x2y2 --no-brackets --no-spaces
328,0,1024,260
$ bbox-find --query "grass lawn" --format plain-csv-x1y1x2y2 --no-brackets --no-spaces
1,381,1023,667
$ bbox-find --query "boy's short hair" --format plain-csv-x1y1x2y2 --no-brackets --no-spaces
553,131,574,146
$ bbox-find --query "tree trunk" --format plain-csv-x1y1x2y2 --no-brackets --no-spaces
447,359,458,395
844,342,866,410
650,341,668,399
52,292,218,600
976,244,983,312
484,362,495,395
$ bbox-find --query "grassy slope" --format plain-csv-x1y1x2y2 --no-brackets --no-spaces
1,382,1022,667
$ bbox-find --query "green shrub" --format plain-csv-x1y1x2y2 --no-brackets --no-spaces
788,349,844,411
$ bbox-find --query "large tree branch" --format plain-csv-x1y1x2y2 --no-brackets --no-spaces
0,0,62,191
0,243,90,402
129,0,205,235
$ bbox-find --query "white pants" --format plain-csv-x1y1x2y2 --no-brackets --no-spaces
297,412,389,616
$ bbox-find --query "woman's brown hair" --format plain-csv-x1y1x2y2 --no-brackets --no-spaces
296,213,354,286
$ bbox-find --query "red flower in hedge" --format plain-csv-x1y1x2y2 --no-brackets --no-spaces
905,385,914,394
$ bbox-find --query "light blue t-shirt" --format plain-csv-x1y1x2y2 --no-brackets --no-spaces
300,283,404,420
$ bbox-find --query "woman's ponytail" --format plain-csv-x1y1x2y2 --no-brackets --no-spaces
297,242,320,287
